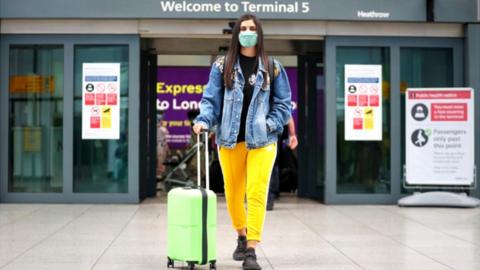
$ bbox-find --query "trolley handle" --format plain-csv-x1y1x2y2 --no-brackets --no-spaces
196,130,210,190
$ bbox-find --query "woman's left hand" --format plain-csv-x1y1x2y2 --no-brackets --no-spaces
288,134,298,150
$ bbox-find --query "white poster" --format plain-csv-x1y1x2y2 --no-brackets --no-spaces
344,65,382,141
406,88,474,186
82,63,120,140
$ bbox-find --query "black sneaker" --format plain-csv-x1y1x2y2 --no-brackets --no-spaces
242,248,261,270
233,235,247,261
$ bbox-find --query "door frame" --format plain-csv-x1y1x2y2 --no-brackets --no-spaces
0,34,140,203
297,53,325,202
139,48,158,199
324,36,464,204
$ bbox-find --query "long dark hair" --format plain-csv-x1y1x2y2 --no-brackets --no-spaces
224,13,269,89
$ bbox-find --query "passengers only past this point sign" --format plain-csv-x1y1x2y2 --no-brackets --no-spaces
405,88,475,186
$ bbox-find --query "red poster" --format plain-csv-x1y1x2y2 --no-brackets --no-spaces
359,95,369,106
96,93,106,105
107,93,117,105
353,118,363,129
369,95,379,107
431,103,467,121
409,90,471,99
85,93,95,105
90,117,100,128
347,95,357,106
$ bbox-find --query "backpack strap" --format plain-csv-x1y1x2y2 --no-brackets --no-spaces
268,56,275,107
221,56,226,90
220,56,226,123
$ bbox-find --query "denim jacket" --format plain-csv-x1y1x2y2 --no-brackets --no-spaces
194,56,292,149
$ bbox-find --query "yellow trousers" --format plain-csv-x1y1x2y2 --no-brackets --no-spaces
218,142,277,242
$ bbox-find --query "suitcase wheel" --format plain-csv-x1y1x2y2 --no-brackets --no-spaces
209,261,217,270
167,257,174,268
188,262,195,270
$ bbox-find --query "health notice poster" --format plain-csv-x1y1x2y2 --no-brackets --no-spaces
405,88,474,186
82,63,120,140
344,65,382,141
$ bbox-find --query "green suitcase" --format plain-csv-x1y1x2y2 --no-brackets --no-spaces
167,131,217,270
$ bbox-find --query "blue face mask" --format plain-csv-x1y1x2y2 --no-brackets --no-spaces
239,32,258,48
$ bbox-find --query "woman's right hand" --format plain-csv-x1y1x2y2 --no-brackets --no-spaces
192,123,206,135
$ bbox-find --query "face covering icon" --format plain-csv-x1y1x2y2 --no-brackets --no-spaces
239,32,258,48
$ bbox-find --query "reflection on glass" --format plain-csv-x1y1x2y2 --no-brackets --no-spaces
73,45,129,193
8,45,64,192
400,48,453,193
336,47,391,194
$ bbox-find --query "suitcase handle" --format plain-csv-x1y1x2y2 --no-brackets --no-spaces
196,130,210,190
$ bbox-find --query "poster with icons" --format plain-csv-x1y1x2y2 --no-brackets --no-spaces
405,88,474,186
344,65,382,141
82,63,120,140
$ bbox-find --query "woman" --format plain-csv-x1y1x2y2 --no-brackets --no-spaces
193,13,291,270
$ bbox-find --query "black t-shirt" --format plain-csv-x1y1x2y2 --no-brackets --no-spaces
237,54,258,142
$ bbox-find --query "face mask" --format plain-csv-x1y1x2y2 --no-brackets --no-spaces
239,32,258,48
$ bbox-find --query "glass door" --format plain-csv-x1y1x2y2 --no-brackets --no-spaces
8,45,64,193
1,35,140,203
297,54,325,201
336,47,391,194
325,36,463,204
73,45,129,193
400,48,453,193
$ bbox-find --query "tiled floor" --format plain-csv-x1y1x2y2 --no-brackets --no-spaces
0,194,479,270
